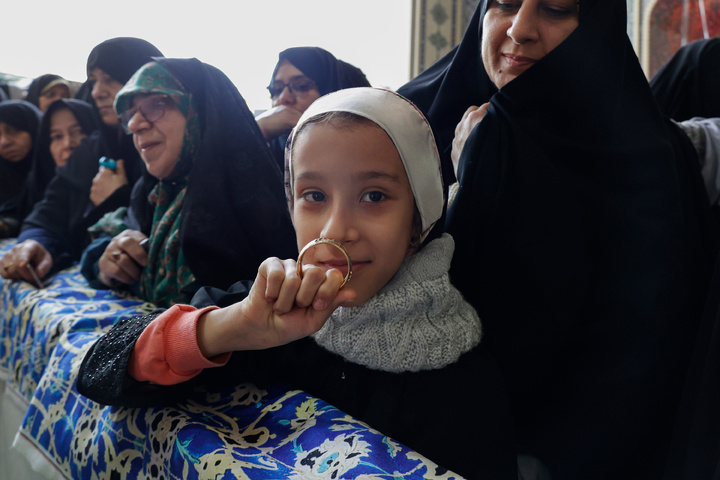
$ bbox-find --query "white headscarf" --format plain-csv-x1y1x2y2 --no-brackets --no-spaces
286,87,444,239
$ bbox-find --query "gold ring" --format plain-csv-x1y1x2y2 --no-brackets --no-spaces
296,238,352,288
111,250,122,260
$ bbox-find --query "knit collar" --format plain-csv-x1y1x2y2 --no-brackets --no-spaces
312,234,481,373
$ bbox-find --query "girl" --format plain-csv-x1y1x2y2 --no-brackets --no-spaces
78,87,518,479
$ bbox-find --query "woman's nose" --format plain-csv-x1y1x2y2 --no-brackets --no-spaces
127,111,150,133
507,5,540,44
276,85,295,106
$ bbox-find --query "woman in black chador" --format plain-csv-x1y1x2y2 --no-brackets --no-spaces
399,1,719,479
650,37,720,122
0,37,162,283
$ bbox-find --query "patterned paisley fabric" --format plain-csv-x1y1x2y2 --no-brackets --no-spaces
0,240,462,479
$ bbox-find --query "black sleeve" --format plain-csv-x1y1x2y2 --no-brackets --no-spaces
81,184,132,232
76,280,254,407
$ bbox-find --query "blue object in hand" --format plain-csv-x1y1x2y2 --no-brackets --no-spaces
99,156,117,170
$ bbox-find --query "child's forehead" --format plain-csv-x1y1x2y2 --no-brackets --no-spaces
293,120,399,159
292,122,407,179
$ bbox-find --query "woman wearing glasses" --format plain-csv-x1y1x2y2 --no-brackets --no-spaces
255,47,371,169
80,58,296,307
0,37,162,284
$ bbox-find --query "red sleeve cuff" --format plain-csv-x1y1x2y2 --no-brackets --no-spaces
129,304,231,385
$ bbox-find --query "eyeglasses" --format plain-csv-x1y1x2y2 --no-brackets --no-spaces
267,77,318,99
119,94,173,134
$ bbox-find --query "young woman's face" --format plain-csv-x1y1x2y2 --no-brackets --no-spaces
125,94,187,179
271,60,321,113
0,122,33,162
49,108,88,167
89,67,124,127
482,0,579,89
38,84,71,112
291,122,417,306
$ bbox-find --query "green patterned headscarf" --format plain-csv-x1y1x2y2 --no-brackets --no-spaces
104,61,201,306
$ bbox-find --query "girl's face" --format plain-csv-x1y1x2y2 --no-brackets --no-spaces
38,84,71,112
125,94,187,179
482,0,579,89
271,60,321,113
89,67,124,127
291,122,416,306
49,108,88,167
0,122,33,162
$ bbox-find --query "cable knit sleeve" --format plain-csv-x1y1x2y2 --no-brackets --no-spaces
129,304,231,385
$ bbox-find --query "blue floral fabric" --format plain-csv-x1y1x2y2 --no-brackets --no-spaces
0,239,460,479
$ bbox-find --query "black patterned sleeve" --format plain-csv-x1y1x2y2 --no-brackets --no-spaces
76,311,193,407
76,281,255,407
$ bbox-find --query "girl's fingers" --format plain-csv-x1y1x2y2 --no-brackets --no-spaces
293,265,334,310
258,257,288,300
311,269,346,311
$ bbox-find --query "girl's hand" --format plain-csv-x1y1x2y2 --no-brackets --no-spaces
451,104,489,176
197,258,356,358
90,159,129,206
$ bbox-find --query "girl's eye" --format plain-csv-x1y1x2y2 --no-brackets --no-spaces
361,191,387,203
50,134,63,142
302,191,326,203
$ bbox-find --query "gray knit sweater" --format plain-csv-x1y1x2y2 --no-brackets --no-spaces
313,233,482,373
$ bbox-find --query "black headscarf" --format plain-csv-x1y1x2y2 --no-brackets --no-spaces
265,47,371,170
650,38,720,122
0,101,42,205
17,38,163,263
55,37,163,192
0,99,98,238
123,57,297,292
654,38,720,480
26,99,98,208
24,74,71,109
270,47,371,96
400,2,719,479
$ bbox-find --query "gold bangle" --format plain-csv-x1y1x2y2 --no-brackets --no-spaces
296,238,352,288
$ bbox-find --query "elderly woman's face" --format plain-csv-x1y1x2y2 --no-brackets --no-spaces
482,0,579,89
125,94,187,179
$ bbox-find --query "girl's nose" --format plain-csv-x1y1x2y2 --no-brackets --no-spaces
320,203,358,244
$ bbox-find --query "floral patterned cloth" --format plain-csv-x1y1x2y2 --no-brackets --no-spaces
0,239,461,479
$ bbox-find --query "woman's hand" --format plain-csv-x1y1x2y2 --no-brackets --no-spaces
197,258,357,358
97,230,148,288
451,104,490,176
0,240,53,282
255,106,304,141
90,159,129,206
